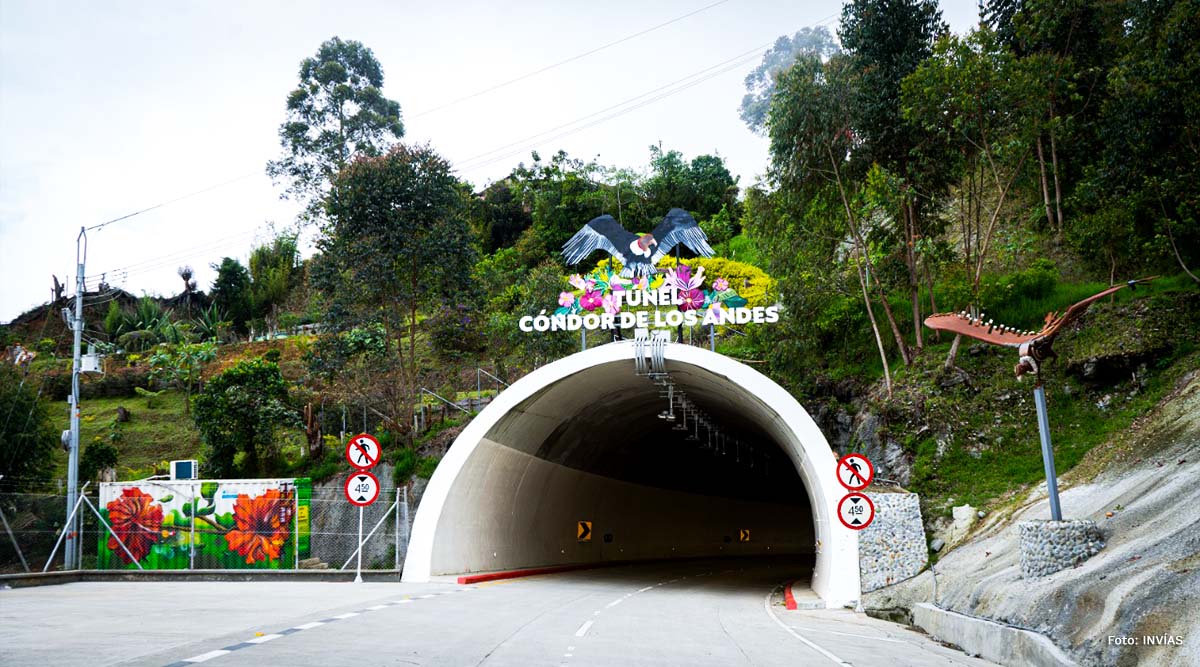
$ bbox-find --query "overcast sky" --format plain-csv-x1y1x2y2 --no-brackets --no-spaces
0,0,979,323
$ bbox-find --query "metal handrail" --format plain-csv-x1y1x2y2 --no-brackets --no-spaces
476,368,509,388
419,388,470,414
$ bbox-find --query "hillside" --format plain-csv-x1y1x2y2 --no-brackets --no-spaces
865,364,1200,667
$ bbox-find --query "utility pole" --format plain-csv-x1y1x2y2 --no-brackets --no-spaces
65,227,85,569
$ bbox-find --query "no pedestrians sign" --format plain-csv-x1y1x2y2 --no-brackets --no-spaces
346,433,381,470
836,453,874,491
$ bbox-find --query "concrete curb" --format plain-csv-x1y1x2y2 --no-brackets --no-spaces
456,562,605,584
0,569,402,589
912,603,1079,667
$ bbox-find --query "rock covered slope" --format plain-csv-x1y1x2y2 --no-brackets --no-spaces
864,369,1200,667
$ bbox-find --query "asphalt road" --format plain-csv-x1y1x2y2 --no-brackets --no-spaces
1,558,996,666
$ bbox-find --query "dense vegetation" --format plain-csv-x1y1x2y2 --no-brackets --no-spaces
2,2,1196,521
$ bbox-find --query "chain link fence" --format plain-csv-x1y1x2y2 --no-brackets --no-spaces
0,485,411,574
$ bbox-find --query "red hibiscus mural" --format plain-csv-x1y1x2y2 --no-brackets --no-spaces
224,489,294,564
106,487,163,563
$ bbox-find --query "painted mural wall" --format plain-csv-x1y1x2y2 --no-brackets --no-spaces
97,478,311,570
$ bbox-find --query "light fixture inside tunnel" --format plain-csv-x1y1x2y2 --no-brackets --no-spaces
632,361,782,478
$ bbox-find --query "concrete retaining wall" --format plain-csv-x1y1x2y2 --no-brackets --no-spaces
859,492,927,592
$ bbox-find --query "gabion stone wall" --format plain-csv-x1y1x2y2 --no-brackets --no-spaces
859,492,928,592
1018,519,1105,578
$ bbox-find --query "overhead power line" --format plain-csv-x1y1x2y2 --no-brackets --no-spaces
411,0,733,118
454,44,769,174
86,170,260,232
453,11,844,176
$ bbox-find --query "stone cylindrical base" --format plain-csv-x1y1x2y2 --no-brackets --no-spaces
1018,519,1105,578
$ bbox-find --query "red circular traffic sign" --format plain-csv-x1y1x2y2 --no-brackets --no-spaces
345,433,381,470
837,492,875,530
836,453,874,491
344,471,381,506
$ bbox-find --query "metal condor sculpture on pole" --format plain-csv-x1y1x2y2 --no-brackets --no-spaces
924,277,1155,520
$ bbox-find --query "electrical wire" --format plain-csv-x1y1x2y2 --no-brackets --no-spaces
411,0,733,118
86,171,260,232
454,10,843,176
454,47,767,175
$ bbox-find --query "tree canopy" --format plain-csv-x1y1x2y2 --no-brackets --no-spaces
266,36,405,222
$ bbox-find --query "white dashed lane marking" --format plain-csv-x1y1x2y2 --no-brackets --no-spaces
161,587,477,667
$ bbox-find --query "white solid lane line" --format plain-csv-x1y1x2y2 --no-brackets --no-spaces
762,587,852,667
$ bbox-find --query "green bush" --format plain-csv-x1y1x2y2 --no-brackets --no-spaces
80,439,119,482
416,455,440,479
392,447,417,482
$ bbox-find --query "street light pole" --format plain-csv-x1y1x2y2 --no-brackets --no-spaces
65,227,86,569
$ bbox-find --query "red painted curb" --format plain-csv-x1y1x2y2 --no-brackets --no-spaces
784,580,798,610
456,562,604,585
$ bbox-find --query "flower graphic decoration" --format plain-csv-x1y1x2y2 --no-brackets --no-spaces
553,260,753,320
579,290,603,311
106,487,164,563
224,488,294,565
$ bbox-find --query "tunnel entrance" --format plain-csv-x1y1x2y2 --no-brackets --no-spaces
403,343,860,607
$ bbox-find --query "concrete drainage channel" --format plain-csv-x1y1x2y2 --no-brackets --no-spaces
862,602,1079,667
910,603,1080,667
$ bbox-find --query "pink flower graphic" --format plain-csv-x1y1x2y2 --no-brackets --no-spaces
713,278,730,292
558,292,575,308
568,274,586,290
602,293,621,314
665,264,705,292
679,289,705,312
580,290,603,311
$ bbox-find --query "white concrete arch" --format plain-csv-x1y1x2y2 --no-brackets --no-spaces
402,342,860,607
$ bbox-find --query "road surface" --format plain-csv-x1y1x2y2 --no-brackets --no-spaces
0,558,995,666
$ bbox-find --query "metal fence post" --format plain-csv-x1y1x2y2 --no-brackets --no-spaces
294,488,300,570
394,487,400,570
189,483,196,570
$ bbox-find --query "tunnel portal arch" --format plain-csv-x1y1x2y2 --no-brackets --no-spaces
403,343,860,607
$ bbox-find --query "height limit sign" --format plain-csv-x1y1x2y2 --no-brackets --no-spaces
344,471,380,507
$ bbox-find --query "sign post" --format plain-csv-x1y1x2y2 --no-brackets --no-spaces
344,471,380,582
345,433,381,583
